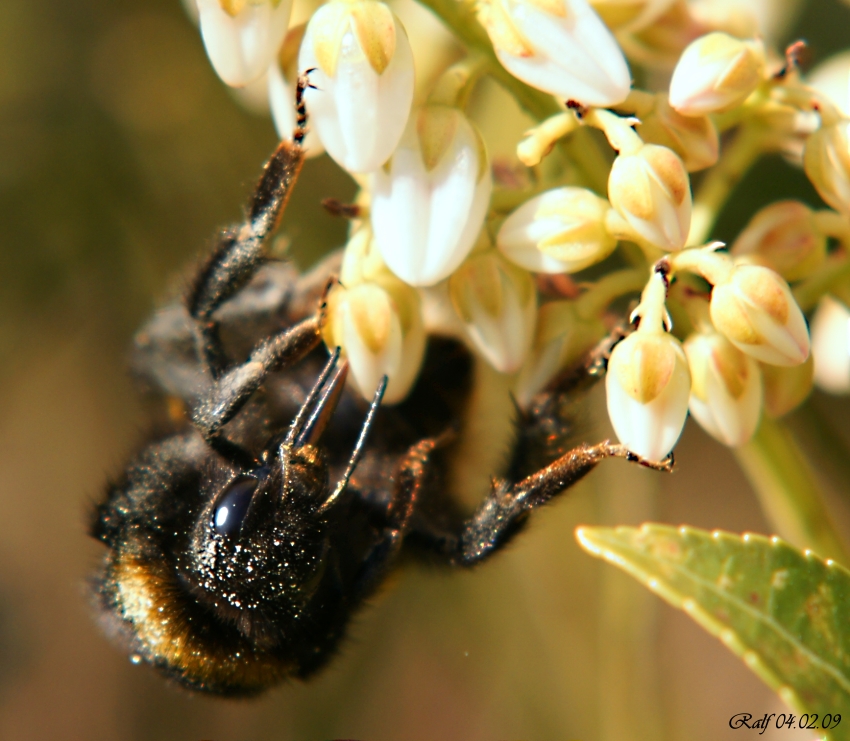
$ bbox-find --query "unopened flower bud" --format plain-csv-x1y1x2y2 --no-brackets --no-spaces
669,32,764,116
730,201,827,282
811,295,850,394
635,94,718,172
684,331,762,447
268,25,324,157
323,229,425,403
497,187,617,274
710,265,810,366
620,1,703,70
605,269,690,460
761,356,814,417
371,106,491,286
588,0,675,33
608,143,691,251
197,0,294,87
807,51,850,118
299,0,415,173
804,117,850,215
449,251,537,373
514,300,605,407
477,0,631,107
606,329,691,460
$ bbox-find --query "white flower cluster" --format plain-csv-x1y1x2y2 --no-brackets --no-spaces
185,0,850,464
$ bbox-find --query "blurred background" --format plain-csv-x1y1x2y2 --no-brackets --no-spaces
2,0,850,739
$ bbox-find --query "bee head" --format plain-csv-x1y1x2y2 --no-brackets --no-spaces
184,359,353,638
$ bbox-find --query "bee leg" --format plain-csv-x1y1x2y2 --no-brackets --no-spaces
451,441,672,566
507,323,630,481
183,76,324,467
186,76,311,379
349,437,441,599
192,313,324,467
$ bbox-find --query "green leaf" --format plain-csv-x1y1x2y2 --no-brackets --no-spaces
576,524,850,741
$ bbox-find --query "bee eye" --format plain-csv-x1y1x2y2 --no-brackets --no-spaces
213,476,258,536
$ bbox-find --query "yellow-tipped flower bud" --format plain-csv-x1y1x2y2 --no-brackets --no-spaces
606,271,690,460
497,187,617,274
635,94,719,172
709,264,810,367
730,201,827,282
513,301,606,407
761,356,814,418
804,117,850,215
371,105,491,287
323,229,425,403
197,0,294,87
811,295,850,394
608,143,692,251
668,32,764,116
684,330,762,447
477,0,631,107
299,0,415,173
449,250,537,373
606,330,691,460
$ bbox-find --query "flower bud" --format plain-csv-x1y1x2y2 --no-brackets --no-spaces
811,295,850,394
588,0,675,33
684,331,762,447
449,251,537,373
710,265,810,367
730,201,827,282
804,118,850,215
762,356,814,417
477,0,631,107
197,0,294,87
619,1,703,70
608,143,691,251
268,25,324,157
606,330,691,460
370,106,491,286
323,229,426,403
299,0,415,173
513,300,606,407
497,187,617,274
635,94,718,172
668,32,764,116
807,50,850,118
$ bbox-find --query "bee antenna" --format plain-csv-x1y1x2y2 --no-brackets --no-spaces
320,375,387,513
284,347,341,451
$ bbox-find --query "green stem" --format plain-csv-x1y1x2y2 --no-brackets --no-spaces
688,124,766,245
734,416,849,565
489,181,550,214
415,0,610,193
790,401,850,507
576,268,647,319
792,252,850,312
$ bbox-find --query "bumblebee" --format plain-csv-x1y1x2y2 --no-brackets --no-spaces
90,76,670,696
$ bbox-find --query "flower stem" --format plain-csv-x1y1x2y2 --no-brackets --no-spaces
792,252,850,312
688,124,765,245
576,268,646,319
734,416,849,564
